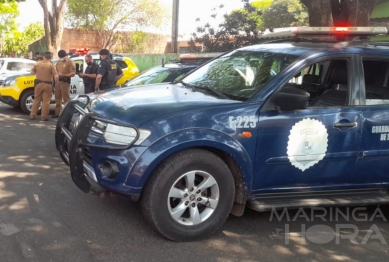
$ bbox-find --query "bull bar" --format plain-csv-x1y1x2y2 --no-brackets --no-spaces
55,95,140,194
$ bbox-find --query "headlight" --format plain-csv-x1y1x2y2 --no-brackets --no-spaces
3,79,16,86
101,123,151,146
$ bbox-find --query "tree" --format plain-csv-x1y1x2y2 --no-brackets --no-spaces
38,0,67,54
0,1,19,37
189,0,268,52
262,0,308,28
3,22,45,55
188,0,308,52
300,0,380,26
66,0,169,50
0,1,19,55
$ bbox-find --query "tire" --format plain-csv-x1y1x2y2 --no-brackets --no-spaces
140,149,235,241
20,89,39,114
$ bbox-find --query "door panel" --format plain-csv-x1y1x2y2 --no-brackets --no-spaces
252,55,362,193
253,109,362,193
356,57,389,184
357,107,389,183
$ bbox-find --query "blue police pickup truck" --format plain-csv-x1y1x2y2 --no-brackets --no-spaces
56,27,389,241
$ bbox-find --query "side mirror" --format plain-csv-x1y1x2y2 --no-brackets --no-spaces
275,86,310,111
75,63,80,74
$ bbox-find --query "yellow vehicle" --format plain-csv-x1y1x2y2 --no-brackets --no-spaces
110,56,140,86
0,53,139,114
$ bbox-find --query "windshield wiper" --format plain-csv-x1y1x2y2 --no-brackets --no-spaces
175,80,190,88
176,80,229,99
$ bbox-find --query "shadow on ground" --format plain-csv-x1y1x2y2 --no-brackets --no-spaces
1,104,388,262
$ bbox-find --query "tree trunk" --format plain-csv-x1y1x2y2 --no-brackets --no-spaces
301,0,334,26
342,0,378,26
331,0,348,26
301,0,379,27
38,0,67,55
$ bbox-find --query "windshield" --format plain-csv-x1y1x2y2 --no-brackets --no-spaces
6,62,34,72
124,66,184,86
182,50,299,101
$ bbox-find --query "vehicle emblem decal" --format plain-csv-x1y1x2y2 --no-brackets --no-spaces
287,118,328,171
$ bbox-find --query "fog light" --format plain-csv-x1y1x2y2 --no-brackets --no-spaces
100,161,119,179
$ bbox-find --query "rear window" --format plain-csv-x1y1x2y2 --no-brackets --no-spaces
114,60,127,69
124,67,179,86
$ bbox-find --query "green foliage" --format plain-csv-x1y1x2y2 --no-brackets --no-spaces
262,0,308,28
66,0,169,48
125,31,149,53
66,0,108,29
189,0,270,52
23,22,45,41
252,0,273,10
0,1,19,37
3,22,45,55
189,0,309,52
66,0,168,31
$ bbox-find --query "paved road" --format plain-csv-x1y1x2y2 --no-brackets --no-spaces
0,103,389,262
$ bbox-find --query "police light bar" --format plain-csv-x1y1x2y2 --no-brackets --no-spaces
69,47,90,55
179,54,197,59
291,27,388,35
179,53,222,59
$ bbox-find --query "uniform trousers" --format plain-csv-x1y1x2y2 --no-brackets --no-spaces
30,83,52,120
84,84,94,94
55,81,71,116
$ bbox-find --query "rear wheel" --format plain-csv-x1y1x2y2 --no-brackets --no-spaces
20,89,41,114
140,149,235,241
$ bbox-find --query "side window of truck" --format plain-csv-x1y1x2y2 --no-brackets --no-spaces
362,59,389,105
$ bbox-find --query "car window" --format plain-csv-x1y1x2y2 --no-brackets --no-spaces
73,59,84,73
0,60,4,69
174,69,194,82
362,59,389,105
279,59,350,108
288,59,350,107
124,67,180,86
6,62,34,71
289,62,325,85
114,60,127,69
182,50,299,101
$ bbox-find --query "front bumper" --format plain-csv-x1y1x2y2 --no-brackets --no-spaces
0,93,18,107
55,97,142,201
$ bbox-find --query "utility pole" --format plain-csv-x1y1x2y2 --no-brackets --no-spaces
172,0,179,53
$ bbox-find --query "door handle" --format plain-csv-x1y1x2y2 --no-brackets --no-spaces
333,122,358,128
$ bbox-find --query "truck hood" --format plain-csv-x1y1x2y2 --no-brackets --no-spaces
91,83,240,126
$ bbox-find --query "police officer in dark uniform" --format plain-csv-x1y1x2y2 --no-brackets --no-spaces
95,49,123,91
79,54,99,94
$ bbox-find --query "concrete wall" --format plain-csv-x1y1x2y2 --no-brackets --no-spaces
29,28,202,56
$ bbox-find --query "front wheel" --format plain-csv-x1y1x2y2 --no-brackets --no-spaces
140,149,235,241
20,89,40,114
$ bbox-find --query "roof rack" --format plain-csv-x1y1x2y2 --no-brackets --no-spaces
259,26,388,42
362,42,389,47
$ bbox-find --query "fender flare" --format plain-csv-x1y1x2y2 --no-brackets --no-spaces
125,128,253,191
